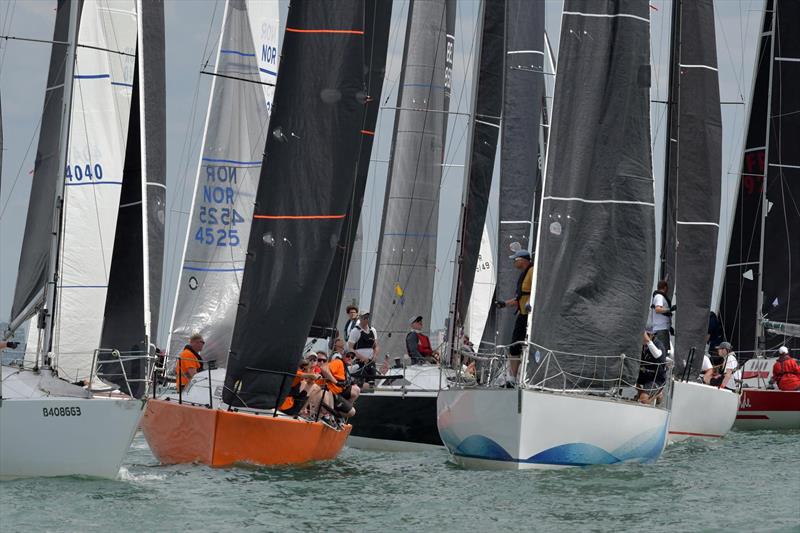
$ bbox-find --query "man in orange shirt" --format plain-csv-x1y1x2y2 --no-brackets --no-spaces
320,351,359,418
771,346,800,391
176,333,205,393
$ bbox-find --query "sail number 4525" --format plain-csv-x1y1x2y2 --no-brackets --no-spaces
43,406,82,417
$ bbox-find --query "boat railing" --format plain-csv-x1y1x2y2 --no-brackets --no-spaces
90,348,155,399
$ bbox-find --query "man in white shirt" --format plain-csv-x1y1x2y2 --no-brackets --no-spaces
704,342,740,390
346,312,379,364
650,280,675,353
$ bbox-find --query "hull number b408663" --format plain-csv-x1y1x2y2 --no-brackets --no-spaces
42,406,82,417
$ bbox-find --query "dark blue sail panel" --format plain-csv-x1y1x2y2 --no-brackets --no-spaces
660,0,722,375
223,1,368,409
719,2,773,355
311,0,392,338
528,0,654,385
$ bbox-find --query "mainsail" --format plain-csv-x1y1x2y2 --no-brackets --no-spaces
527,0,654,385
659,0,721,375
485,0,545,350
370,0,455,357
310,0,392,338
223,0,371,409
168,0,279,367
720,0,799,354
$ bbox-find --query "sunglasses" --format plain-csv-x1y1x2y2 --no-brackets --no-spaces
317,358,327,363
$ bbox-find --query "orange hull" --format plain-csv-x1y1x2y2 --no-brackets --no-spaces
141,399,350,467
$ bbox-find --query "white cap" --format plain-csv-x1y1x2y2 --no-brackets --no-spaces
779,346,789,355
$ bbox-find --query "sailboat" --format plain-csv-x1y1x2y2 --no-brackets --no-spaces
345,0,455,451
438,0,671,469
656,0,738,444
141,0,381,467
718,0,799,430
1,0,165,479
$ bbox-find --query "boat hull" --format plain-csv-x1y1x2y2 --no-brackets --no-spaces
668,381,738,443
437,388,669,470
141,399,350,467
734,389,800,430
0,397,144,480
347,391,441,451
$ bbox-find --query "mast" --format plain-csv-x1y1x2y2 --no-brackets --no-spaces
42,0,80,364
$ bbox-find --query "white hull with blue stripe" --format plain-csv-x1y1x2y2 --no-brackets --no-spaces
437,388,669,470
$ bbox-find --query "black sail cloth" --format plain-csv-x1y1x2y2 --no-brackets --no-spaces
223,1,367,409
310,0,392,338
482,0,545,351
527,0,654,387
453,0,504,332
660,0,722,376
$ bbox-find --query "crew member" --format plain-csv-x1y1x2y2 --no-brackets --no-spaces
320,350,358,418
771,346,800,391
176,333,205,393
650,280,676,354
343,305,360,340
347,312,379,365
406,316,438,365
495,249,533,383
710,342,740,390
636,331,667,404
279,361,321,416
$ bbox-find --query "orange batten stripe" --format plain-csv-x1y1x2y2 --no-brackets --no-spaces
286,28,364,35
254,214,346,220
360,130,375,135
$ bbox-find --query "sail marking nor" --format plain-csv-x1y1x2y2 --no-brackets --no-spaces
562,11,650,24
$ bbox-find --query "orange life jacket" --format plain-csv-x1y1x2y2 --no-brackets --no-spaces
773,358,800,391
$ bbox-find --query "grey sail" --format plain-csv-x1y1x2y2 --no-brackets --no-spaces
527,0,654,386
9,0,76,331
338,220,363,315
370,0,455,357
168,0,275,367
484,0,545,350
659,0,721,375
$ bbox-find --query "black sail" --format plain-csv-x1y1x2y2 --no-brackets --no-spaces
527,0,654,386
452,0,505,332
223,1,367,409
719,2,773,355
310,0,392,338
483,0,545,350
9,0,79,329
761,0,800,351
660,0,722,375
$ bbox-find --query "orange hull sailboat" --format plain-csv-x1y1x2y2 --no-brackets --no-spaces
141,399,350,467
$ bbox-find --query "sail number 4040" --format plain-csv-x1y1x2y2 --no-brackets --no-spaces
65,163,103,181
43,406,82,417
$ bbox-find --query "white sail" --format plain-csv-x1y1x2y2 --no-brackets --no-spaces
167,0,280,366
466,224,496,346
52,0,138,383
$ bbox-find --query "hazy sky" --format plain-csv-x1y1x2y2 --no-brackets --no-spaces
0,0,764,344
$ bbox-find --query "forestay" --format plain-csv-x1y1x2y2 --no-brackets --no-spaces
223,0,369,409
370,0,455,358
660,0,722,375
527,0,654,388
169,0,279,368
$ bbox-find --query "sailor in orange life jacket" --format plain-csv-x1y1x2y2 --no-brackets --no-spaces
319,351,358,417
494,249,533,383
406,316,439,365
176,333,205,392
771,346,800,391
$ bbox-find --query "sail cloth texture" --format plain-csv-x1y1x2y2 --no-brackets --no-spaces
467,224,497,345
527,0,654,388
10,0,77,331
761,0,799,351
311,0,392,338
370,0,455,358
719,2,773,355
51,0,138,384
223,0,368,409
454,0,504,334
486,0,545,350
169,0,279,368
661,0,722,376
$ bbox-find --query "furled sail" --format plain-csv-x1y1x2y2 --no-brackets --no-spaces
223,0,370,409
527,0,654,386
9,0,76,333
370,0,455,357
451,0,504,337
168,0,279,367
659,0,721,375
720,0,799,354
310,0,392,338
485,0,545,350
759,0,799,350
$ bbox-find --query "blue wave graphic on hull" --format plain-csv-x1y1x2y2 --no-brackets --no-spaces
448,425,667,466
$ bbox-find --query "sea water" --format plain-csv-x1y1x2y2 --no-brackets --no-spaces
1,430,797,532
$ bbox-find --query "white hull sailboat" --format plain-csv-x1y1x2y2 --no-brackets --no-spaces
667,381,738,443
